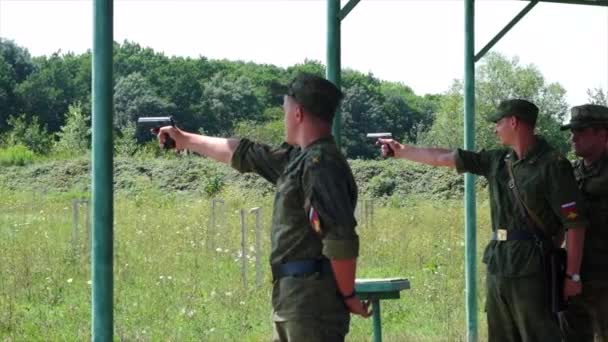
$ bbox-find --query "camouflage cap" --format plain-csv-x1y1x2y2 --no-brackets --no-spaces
560,104,608,131
273,73,343,123
487,99,539,125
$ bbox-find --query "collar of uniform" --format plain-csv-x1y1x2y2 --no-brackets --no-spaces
579,152,608,178
302,135,335,151
505,136,549,165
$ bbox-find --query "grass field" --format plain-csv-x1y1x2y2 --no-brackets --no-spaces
1,185,492,341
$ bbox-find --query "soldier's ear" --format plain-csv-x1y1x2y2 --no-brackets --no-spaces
511,116,520,129
294,105,304,123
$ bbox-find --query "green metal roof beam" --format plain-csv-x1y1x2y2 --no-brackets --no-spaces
534,0,608,6
475,0,538,63
338,0,362,21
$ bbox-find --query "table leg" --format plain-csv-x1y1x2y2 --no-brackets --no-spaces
372,299,382,342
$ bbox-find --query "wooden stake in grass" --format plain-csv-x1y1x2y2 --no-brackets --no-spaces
249,207,262,287
240,208,247,288
209,198,224,251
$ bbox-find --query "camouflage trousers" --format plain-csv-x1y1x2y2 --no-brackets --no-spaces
486,272,562,342
562,284,608,342
272,315,350,342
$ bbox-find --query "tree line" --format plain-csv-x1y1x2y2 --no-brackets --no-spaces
1,38,605,160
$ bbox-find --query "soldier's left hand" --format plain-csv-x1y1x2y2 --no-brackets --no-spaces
345,297,372,318
563,278,582,300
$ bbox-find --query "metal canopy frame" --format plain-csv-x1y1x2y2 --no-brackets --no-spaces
535,0,608,6
90,0,608,340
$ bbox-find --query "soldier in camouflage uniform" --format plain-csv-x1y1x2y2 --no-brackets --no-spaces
561,104,608,342
157,73,371,342
377,99,587,342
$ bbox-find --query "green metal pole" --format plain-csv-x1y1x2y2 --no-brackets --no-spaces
371,300,382,342
327,0,341,147
464,0,478,341
92,0,113,340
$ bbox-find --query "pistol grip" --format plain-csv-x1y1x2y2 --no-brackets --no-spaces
163,133,176,149
376,140,394,157
385,144,395,157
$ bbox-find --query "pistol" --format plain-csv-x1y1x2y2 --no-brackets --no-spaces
366,132,394,157
549,248,568,314
137,116,176,149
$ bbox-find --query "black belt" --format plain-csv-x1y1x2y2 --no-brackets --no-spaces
491,229,538,241
271,258,332,280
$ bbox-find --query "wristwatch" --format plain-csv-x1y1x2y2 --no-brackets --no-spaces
566,273,581,282
342,291,357,300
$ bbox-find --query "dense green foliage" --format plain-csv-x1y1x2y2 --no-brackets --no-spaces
0,155,464,201
0,39,439,159
0,145,35,166
3,37,592,161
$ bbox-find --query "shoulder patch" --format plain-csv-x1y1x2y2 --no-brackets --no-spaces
305,149,325,167
560,202,580,221
309,206,322,235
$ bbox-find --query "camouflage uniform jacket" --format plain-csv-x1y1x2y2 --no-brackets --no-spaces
231,136,359,320
574,153,608,286
455,137,587,277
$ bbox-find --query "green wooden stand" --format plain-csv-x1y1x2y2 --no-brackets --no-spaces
355,278,410,342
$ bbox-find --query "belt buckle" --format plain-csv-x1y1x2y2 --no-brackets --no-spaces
497,229,508,241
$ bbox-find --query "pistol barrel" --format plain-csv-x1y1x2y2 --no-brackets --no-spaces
366,133,392,139
137,116,174,125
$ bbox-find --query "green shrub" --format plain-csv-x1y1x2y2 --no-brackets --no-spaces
367,174,397,197
5,114,53,154
203,175,225,197
0,144,35,166
54,103,90,156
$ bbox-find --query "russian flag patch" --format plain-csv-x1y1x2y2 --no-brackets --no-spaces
309,206,322,234
560,202,579,221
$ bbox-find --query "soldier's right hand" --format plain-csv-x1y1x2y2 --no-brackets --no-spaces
345,297,372,318
156,126,188,150
377,138,403,158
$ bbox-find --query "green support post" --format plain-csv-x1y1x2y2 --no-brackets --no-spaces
355,278,410,342
372,300,382,342
326,0,341,147
92,0,114,340
464,1,478,341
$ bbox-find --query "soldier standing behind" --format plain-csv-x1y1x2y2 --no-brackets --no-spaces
157,73,370,342
561,104,608,342
377,99,587,342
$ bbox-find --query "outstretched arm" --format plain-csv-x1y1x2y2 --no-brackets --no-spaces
157,126,240,165
377,138,456,168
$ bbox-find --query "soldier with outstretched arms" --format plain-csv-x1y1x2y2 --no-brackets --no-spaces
376,99,587,342
155,73,370,342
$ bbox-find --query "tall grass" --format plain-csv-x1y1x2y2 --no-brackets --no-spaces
0,145,35,166
0,186,491,341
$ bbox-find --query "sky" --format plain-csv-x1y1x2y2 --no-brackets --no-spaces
0,0,607,106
